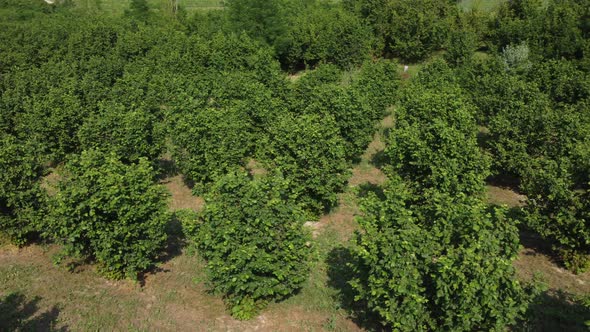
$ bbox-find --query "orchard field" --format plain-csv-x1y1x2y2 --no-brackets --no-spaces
1,0,590,331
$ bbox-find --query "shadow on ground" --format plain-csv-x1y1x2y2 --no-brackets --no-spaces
518,290,590,332
325,246,387,332
156,158,179,180
0,292,67,331
138,214,189,286
486,172,522,193
370,150,389,170
357,182,385,200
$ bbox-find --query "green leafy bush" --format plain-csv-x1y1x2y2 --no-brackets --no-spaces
489,0,540,53
445,29,477,67
78,104,164,164
279,6,372,69
12,74,86,162
456,57,543,125
0,135,45,245
527,59,590,106
350,59,400,116
350,177,530,330
290,63,394,161
260,113,349,217
490,0,586,61
292,64,343,88
488,101,587,178
522,158,590,273
226,0,290,46
47,150,169,280
169,107,254,191
194,171,310,319
345,0,458,61
385,88,489,196
294,83,376,161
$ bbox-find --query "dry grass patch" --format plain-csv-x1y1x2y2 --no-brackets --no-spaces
161,175,204,212
485,185,526,207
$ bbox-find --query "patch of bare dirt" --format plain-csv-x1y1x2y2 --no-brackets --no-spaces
485,185,526,207
40,171,62,196
161,175,204,212
287,71,305,82
515,246,590,295
313,194,360,241
380,114,394,129
246,158,268,177
349,166,386,188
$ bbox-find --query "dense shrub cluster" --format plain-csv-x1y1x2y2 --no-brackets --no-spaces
0,0,399,297
491,0,588,61
192,171,310,319
260,113,349,217
47,150,169,280
386,81,489,196
344,0,459,61
77,104,164,164
279,6,373,70
350,61,530,329
454,0,590,272
0,135,45,245
351,178,528,331
169,107,254,190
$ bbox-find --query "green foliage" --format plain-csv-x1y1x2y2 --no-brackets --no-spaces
47,150,169,280
456,56,545,125
16,81,85,161
279,5,372,70
527,59,590,106
350,59,400,115
490,0,587,61
386,87,490,196
489,0,541,50
225,0,290,45
126,0,151,22
293,82,376,161
350,177,529,330
445,29,477,67
488,100,588,178
460,52,590,275
522,158,590,273
260,113,349,217
412,59,458,89
295,64,344,88
0,135,45,245
346,0,458,61
78,104,164,164
537,0,585,60
194,171,310,319
290,61,399,161
169,107,254,191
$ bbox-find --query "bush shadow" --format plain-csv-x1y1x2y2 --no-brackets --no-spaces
156,158,179,180
370,150,389,170
486,172,522,193
138,214,188,286
357,182,385,200
517,290,590,332
326,246,388,332
0,292,67,331
516,222,569,269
